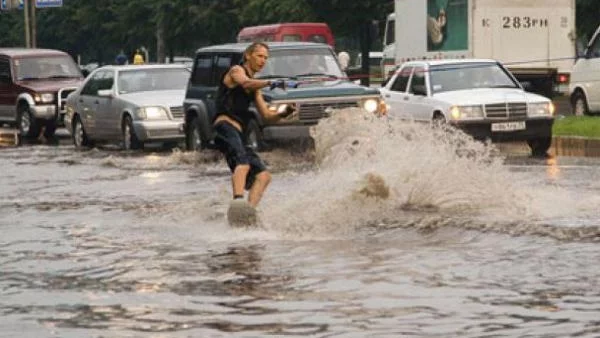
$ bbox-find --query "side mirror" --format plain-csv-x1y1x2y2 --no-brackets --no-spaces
97,89,113,97
520,81,533,91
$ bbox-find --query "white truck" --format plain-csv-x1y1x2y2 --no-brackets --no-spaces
382,0,576,98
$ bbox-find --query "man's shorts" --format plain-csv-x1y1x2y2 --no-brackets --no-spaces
214,121,267,190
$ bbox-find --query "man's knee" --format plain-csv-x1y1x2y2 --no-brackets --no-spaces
256,171,272,185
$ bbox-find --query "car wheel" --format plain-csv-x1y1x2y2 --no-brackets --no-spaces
72,115,92,148
17,104,40,139
431,113,446,127
245,119,265,151
572,91,589,116
122,115,142,150
527,137,552,157
186,116,203,151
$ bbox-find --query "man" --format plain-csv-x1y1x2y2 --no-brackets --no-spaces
213,42,293,223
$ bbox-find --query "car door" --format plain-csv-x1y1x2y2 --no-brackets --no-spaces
406,66,433,121
381,66,412,119
577,34,600,111
92,70,118,139
77,72,102,137
0,57,12,120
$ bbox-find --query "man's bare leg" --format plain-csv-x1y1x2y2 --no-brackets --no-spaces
248,171,272,207
232,164,250,198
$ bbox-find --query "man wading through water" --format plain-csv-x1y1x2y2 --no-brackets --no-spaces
213,42,294,225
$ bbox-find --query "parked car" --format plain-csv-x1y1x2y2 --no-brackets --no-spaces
570,23,600,116
183,42,386,151
380,59,555,156
0,48,84,140
64,64,189,150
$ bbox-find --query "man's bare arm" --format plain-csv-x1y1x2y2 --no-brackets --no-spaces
229,65,270,90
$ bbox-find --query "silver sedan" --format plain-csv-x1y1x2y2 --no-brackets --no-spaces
64,64,189,150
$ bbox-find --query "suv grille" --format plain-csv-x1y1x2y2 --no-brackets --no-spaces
298,100,359,121
58,87,77,112
170,106,184,119
485,102,527,119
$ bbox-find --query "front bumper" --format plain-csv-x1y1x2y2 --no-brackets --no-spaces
452,118,554,142
133,120,185,142
262,124,312,140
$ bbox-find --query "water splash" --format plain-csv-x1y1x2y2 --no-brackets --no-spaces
260,108,600,241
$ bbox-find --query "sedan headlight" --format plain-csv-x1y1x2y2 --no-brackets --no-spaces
528,102,554,116
450,105,484,120
137,106,168,120
34,93,55,103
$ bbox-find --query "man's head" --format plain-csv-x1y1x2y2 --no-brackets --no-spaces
243,42,269,73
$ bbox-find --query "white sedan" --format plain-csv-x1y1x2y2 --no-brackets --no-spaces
65,64,189,150
380,59,555,156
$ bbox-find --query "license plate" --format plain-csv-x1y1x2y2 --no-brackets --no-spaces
491,121,526,132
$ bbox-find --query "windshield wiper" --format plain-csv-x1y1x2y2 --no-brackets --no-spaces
295,73,339,79
488,84,518,88
257,75,290,79
47,75,78,79
19,76,41,80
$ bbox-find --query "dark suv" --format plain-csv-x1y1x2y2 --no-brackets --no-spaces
0,48,84,139
183,42,386,150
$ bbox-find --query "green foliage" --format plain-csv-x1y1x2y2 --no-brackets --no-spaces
553,116,600,138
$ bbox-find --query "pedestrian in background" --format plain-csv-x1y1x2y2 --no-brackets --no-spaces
133,49,144,64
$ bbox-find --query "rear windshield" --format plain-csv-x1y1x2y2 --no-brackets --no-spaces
14,55,81,81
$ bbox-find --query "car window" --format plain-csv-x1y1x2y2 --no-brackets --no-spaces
118,68,189,94
409,66,426,95
81,70,110,96
97,71,114,91
429,62,518,93
587,34,600,58
191,54,214,86
390,66,412,92
0,59,11,84
214,54,233,85
308,34,327,44
282,34,301,42
13,55,81,80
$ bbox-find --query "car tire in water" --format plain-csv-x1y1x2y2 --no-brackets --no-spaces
122,115,143,150
571,91,589,116
186,116,203,151
528,137,552,157
17,104,40,139
72,115,93,149
245,119,265,151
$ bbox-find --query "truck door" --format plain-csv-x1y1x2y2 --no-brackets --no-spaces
382,66,412,119
406,66,432,121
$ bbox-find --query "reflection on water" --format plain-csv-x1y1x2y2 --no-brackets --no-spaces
1,114,600,336
552,136,600,157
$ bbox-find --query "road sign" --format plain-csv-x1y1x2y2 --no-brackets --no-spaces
36,0,62,8
1,0,62,10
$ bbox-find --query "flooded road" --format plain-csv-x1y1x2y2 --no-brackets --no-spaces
1,111,600,337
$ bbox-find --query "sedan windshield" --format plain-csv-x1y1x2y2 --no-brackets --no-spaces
15,56,82,80
118,68,189,94
429,62,519,94
256,48,344,79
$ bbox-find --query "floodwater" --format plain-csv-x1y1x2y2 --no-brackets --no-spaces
1,109,599,337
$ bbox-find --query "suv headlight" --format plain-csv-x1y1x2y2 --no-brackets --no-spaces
528,102,554,116
268,102,298,120
450,105,484,120
360,97,387,115
34,93,55,103
137,106,168,120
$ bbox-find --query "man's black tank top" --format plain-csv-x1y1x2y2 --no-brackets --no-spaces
214,66,255,130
